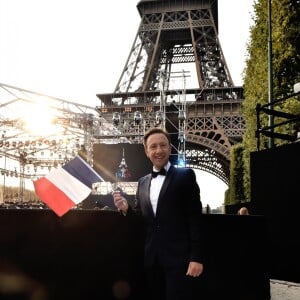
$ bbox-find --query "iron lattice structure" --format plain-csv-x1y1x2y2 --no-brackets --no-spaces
96,0,246,184
0,83,104,200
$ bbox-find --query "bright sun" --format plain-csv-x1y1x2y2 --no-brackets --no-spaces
22,102,60,136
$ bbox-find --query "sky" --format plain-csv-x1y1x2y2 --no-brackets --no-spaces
0,0,254,209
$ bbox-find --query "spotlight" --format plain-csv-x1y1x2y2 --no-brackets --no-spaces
178,131,185,144
112,112,121,126
177,153,185,167
178,110,186,121
134,111,142,125
155,111,163,124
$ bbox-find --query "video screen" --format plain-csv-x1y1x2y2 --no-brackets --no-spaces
92,143,152,182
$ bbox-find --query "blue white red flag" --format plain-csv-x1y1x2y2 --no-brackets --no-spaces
33,155,103,217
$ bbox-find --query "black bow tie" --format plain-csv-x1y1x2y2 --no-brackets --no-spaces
152,168,166,178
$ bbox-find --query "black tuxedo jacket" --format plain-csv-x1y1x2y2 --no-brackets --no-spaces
132,165,205,268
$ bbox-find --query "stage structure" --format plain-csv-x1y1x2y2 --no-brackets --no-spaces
0,0,247,203
0,83,102,202
96,0,246,184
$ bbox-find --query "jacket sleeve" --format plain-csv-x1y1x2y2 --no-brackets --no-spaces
184,168,205,263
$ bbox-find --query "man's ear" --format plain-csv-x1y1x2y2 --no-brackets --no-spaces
144,149,148,157
144,146,148,156
145,151,150,158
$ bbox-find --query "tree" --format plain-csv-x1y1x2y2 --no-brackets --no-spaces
240,0,300,200
227,144,245,205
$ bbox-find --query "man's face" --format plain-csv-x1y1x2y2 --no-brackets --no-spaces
144,133,171,170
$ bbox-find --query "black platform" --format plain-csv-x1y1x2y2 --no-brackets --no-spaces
0,209,270,300
250,141,300,283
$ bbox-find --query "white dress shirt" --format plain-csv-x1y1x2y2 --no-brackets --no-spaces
149,161,170,215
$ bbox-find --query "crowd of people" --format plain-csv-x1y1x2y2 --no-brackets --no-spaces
0,200,47,209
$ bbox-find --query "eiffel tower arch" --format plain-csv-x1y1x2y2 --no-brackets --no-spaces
96,0,245,185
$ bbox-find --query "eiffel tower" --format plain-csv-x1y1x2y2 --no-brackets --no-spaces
96,0,245,184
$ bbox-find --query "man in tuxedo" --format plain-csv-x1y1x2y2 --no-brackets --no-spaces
113,127,205,300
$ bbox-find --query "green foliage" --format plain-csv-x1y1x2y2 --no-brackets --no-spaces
240,0,300,200
228,144,246,205
224,188,230,206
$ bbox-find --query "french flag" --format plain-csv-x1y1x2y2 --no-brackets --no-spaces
33,155,103,217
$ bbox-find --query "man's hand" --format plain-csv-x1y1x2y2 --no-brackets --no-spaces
186,261,204,277
112,190,128,215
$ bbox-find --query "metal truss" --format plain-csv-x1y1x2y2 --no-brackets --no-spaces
96,1,246,184
0,83,106,199
114,0,233,95
96,87,245,184
0,1,247,196
184,147,229,184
